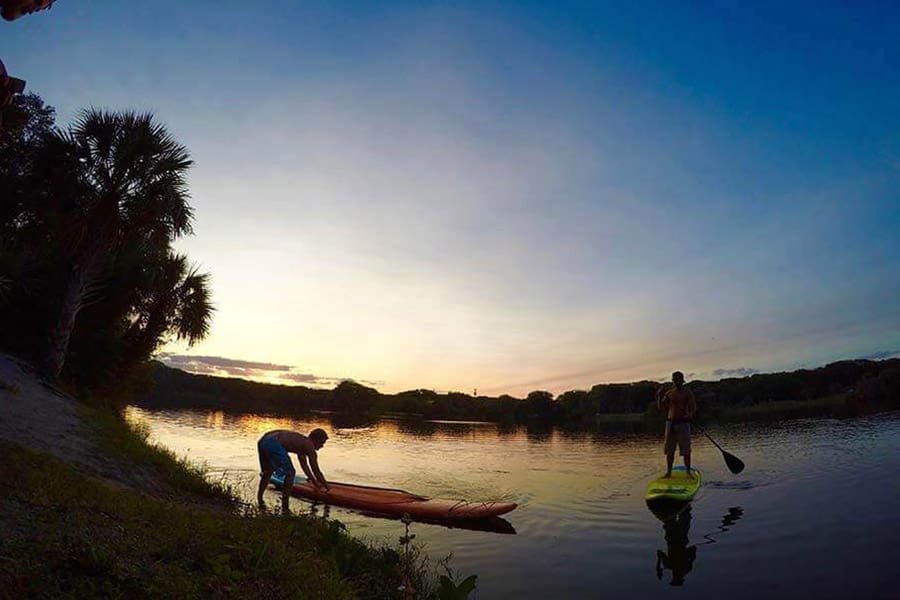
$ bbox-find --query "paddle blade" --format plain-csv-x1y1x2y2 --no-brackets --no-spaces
722,450,745,474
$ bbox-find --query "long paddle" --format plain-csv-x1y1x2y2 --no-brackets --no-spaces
694,424,745,474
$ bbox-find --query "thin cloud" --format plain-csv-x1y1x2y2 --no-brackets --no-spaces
157,353,384,389
274,373,385,388
277,372,341,385
158,353,292,373
713,367,760,378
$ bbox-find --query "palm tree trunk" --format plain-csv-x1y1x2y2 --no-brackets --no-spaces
41,223,113,380
42,262,88,379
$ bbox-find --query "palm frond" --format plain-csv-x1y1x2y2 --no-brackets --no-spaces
175,265,214,345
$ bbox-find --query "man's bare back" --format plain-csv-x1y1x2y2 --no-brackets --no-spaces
263,430,316,456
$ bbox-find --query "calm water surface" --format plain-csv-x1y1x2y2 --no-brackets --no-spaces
125,407,900,599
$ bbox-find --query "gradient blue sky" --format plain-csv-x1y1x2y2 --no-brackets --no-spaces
4,1,900,394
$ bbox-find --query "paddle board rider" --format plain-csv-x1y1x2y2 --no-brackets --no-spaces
257,428,330,510
657,371,697,478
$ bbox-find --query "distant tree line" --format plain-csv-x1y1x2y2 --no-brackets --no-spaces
137,357,900,424
0,93,213,397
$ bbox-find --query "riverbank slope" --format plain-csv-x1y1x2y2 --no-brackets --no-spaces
0,354,412,598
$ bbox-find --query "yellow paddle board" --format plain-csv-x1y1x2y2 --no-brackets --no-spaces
645,466,702,503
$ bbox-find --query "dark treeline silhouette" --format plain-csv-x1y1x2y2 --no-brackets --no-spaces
0,93,213,398
137,357,900,425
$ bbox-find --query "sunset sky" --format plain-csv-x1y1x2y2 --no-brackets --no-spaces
5,1,899,395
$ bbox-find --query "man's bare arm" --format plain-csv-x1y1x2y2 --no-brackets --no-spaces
297,455,315,482
309,451,329,490
656,385,669,411
688,389,698,419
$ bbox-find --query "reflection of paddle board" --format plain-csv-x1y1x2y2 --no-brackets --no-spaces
645,466,702,505
269,472,517,522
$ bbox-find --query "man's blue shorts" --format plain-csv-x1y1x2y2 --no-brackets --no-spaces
257,435,294,476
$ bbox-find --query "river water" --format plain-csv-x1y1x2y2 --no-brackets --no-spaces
125,407,900,599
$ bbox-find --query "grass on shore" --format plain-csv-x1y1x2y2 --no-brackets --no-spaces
82,404,236,503
0,405,432,599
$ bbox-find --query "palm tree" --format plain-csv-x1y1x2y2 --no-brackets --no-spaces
40,110,194,379
119,250,214,372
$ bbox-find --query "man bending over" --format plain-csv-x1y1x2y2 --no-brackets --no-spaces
257,428,330,510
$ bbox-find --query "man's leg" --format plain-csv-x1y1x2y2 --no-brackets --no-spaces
281,471,295,514
663,421,675,476
258,470,273,507
257,439,272,507
682,424,693,477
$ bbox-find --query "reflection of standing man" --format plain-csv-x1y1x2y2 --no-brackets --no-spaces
657,371,697,478
655,508,697,586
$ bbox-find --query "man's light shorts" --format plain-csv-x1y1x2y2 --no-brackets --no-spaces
664,421,691,457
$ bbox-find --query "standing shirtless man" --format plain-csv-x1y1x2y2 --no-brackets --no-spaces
257,428,330,511
657,371,697,478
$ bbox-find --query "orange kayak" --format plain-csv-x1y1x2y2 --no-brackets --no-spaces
270,473,517,521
